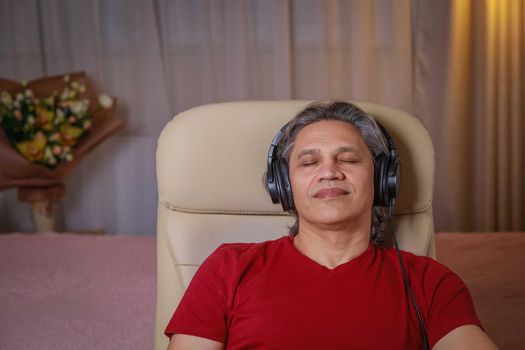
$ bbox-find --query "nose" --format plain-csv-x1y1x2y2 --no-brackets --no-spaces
318,160,343,181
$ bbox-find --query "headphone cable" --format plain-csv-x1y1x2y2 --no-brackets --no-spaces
387,204,430,350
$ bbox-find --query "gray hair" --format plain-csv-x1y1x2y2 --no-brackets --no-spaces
268,101,390,244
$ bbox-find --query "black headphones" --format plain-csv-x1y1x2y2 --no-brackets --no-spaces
266,120,400,212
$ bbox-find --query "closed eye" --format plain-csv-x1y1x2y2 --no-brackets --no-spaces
339,158,359,163
299,155,318,166
302,161,317,166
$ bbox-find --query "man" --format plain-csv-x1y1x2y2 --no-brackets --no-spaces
165,102,498,349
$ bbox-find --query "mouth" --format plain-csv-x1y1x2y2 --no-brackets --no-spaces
313,187,350,199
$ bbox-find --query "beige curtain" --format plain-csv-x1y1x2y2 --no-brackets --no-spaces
155,0,413,110
0,0,413,233
1,0,523,233
415,0,525,231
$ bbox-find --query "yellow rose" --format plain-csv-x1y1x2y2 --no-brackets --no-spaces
36,106,55,130
59,124,84,146
16,137,47,161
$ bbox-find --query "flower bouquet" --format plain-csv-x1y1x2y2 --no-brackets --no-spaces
0,72,125,231
0,75,114,168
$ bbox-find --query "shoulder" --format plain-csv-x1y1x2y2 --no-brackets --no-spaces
210,235,288,261
378,245,469,296
200,235,289,280
378,246,482,346
380,246,456,279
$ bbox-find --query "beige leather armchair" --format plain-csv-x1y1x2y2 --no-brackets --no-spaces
154,101,435,350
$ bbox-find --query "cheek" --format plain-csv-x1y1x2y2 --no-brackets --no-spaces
364,171,375,189
361,170,375,202
289,174,304,199
353,166,375,195
289,171,311,206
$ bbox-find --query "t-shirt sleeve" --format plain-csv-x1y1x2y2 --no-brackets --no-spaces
424,262,483,348
164,244,238,343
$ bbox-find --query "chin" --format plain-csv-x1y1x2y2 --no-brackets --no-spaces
310,211,353,227
314,205,371,226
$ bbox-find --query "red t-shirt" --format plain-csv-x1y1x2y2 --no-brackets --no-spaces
165,236,481,349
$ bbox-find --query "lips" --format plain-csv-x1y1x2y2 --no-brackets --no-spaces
314,187,349,198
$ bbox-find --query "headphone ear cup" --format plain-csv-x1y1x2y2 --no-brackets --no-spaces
278,159,294,211
374,122,401,208
375,154,400,207
387,158,400,202
374,154,388,207
267,160,280,204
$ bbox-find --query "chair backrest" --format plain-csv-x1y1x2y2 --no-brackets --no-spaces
154,101,435,350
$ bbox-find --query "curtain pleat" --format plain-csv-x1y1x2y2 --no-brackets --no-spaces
508,0,524,230
478,0,525,231
417,0,525,231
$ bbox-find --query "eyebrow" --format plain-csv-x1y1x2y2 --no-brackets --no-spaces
296,149,319,160
335,146,360,155
296,146,361,160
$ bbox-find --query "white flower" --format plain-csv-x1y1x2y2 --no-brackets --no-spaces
98,94,113,109
44,146,53,160
55,110,65,125
24,89,33,97
27,116,35,125
44,146,57,165
0,92,12,105
63,75,70,82
16,93,24,101
44,96,55,105
81,99,90,113
65,153,73,162
70,101,85,114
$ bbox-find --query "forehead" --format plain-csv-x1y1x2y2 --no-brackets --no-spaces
291,120,369,154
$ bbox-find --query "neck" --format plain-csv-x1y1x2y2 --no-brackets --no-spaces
293,220,371,270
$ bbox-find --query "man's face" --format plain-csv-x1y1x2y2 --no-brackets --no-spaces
288,120,375,231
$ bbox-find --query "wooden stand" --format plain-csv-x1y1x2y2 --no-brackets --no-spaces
18,185,64,233
31,200,56,232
